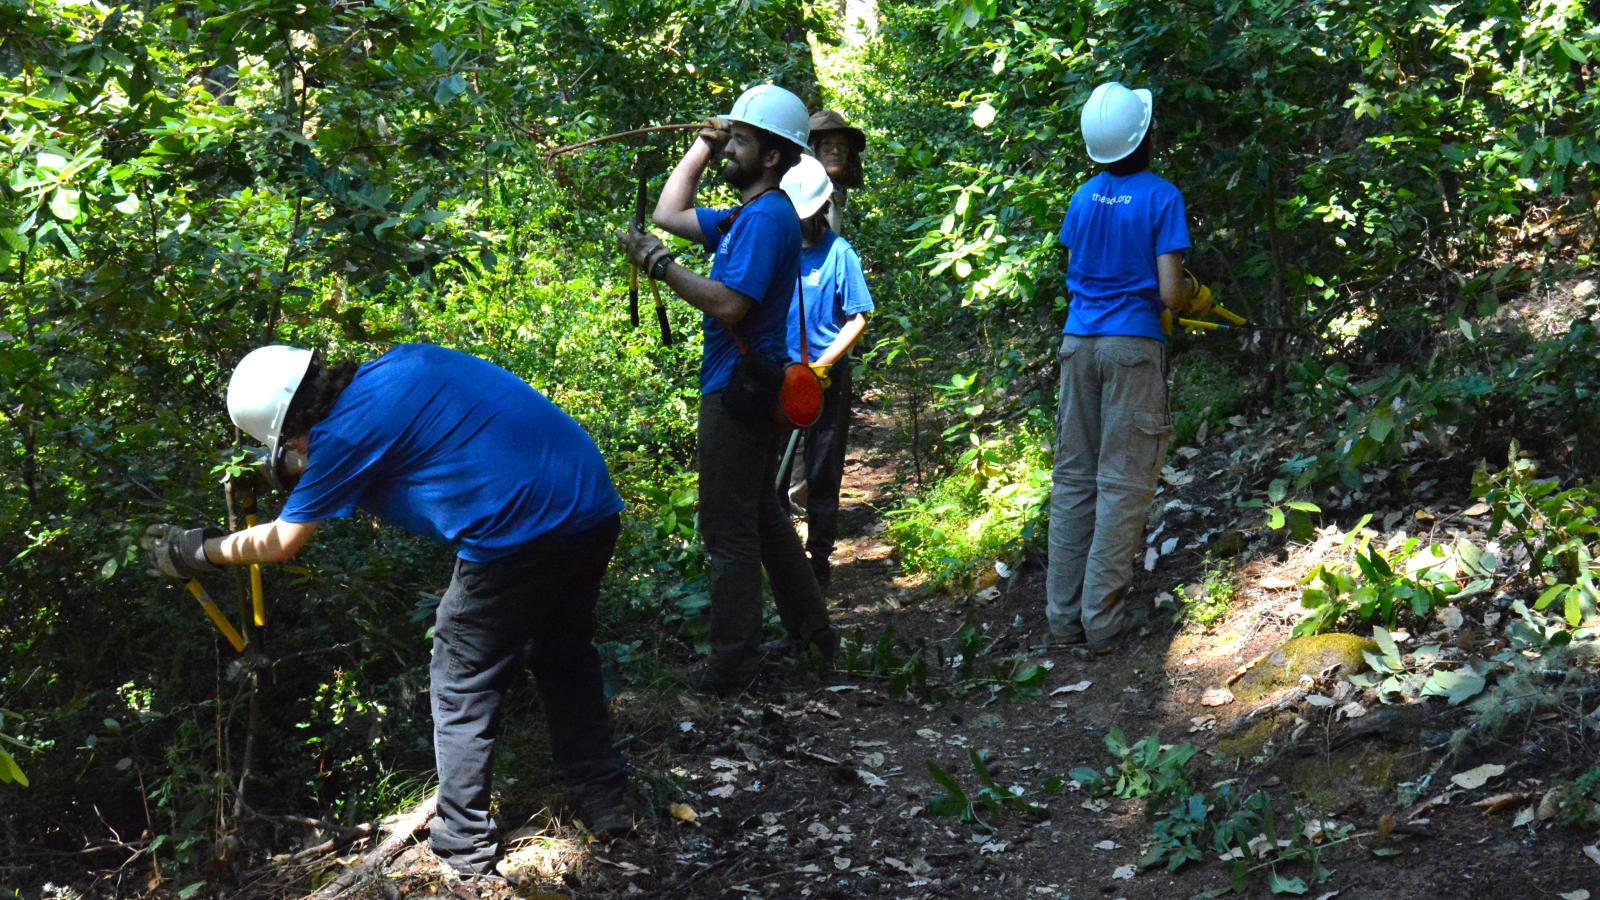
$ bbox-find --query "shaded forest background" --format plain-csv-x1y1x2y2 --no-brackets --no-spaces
4,0,1600,894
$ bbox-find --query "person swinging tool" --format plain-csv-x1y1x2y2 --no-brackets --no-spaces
142,343,631,883
614,84,836,696
773,155,874,595
1046,81,1212,653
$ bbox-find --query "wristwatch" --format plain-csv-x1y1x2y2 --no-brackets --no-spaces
649,252,674,280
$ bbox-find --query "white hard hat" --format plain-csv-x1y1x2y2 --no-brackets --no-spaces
780,155,834,219
227,345,314,456
724,84,810,152
1080,82,1153,164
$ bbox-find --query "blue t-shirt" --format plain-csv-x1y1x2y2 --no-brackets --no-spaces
280,344,623,563
1058,170,1190,341
693,190,801,394
787,231,875,364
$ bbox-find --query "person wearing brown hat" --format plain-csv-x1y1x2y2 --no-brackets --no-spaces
807,109,865,234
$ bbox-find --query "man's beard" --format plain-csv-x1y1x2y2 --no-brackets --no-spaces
723,156,758,190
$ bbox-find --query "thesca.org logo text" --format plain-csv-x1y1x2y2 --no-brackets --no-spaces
1092,192,1132,206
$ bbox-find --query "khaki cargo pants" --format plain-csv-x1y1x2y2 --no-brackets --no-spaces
1046,334,1172,646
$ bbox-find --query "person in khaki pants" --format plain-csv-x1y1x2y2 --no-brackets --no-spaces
1047,81,1207,651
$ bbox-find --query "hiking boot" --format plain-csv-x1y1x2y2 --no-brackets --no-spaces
573,791,632,839
681,663,753,698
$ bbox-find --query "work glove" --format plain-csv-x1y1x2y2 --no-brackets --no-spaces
1180,270,1214,320
141,523,223,580
616,229,670,275
808,363,832,389
698,117,730,152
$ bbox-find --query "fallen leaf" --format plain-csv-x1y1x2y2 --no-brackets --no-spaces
1201,687,1235,707
1463,502,1490,517
1539,789,1562,820
856,769,888,788
1561,891,1591,900
1160,536,1179,556
707,784,735,798
1437,607,1465,632
976,586,1001,603
1161,466,1195,487
1143,546,1159,571
1337,701,1368,720
1052,680,1093,695
1473,792,1532,814
995,560,1012,578
1451,763,1507,790
1585,845,1600,866
1259,575,1296,590
1513,807,1537,827
1189,715,1216,733
668,803,698,823
1111,865,1135,880
833,857,852,870
980,840,1009,855
1094,840,1120,851
1305,694,1336,707
1377,816,1394,840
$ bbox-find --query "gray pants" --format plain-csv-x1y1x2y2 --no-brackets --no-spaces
698,391,832,684
1046,335,1172,645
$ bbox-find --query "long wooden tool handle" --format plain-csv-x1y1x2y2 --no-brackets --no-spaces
544,122,705,161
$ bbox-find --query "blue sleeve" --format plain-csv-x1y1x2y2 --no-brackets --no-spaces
715,209,784,304
835,243,874,316
695,207,734,253
1154,188,1190,256
1058,207,1074,251
278,429,383,523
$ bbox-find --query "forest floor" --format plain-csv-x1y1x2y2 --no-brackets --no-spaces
282,370,1599,900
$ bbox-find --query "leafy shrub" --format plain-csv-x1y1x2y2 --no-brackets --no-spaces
1293,526,1496,636
1473,446,1600,626
1170,349,1251,447
885,428,1049,589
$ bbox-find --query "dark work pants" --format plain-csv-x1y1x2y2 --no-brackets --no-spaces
697,391,831,684
777,357,854,565
428,514,625,874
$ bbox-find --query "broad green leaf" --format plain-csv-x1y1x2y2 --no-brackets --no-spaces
1372,626,1400,663
1268,479,1287,503
1421,667,1485,705
1269,870,1308,894
1370,416,1393,442
50,188,81,221
1559,39,1589,64
1267,507,1286,529
1535,583,1568,610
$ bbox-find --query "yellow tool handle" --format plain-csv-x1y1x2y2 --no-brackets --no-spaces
1178,318,1221,331
186,580,248,653
245,513,266,627
1213,305,1246,326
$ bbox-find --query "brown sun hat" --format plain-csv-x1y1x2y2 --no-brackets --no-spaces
808,109,866,153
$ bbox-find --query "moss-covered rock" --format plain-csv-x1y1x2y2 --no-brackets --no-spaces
1232,633,1378,704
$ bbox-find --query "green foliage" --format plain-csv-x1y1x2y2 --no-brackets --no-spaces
1552,765,1600,832
1183,557,1236,628
1474,445,1600,626
836,617,1049,704
1070,729,1198,808
1071,729,1350,892
1170,349,1250,447
885,424,1048,589
1293,524,1495,636
1346,625,1488,706
926,749,1061,827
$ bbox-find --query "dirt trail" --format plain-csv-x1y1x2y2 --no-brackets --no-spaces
372,390,1598,899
